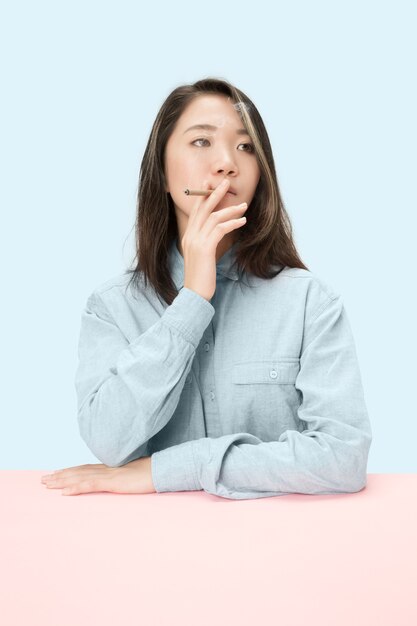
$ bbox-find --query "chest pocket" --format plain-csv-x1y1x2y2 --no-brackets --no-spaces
231,359,301,439
232,359,300,385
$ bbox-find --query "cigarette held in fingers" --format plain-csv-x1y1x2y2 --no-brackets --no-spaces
183,188,214,196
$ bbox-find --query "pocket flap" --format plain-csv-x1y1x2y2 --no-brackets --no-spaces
232,359,300,385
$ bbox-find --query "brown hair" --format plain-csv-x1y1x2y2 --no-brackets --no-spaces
125,76,309,305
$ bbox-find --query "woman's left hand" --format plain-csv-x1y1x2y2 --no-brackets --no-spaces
41,456,156,496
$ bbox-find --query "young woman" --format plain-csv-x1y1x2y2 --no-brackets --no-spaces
41,77,372,499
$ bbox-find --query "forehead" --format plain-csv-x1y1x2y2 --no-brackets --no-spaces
178,94,243,130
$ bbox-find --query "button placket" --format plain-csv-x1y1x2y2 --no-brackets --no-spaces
200,322,221,435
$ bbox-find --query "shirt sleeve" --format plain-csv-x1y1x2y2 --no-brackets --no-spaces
74,287,214,467
150,294,373,499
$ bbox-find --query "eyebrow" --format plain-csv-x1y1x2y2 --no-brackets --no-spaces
183,123,250,136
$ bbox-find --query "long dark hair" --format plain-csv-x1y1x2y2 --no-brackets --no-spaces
125,77,309,305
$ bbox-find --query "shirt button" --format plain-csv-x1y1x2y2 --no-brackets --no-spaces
269,370,277,379
210,391,215,400
204,342,210,352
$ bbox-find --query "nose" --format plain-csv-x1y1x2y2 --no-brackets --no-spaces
216,166,236,177
212,149,238,178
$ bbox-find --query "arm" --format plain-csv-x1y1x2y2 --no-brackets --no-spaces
150,295,373,499
75,287,214,467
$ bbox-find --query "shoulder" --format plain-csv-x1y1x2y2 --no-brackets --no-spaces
281,267,344,327
282,265,339,296
89,271,133,297
84,271,141,313
83,269,164,323
256,266,342,320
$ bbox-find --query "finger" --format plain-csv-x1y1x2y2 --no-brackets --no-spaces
197,178,230,222
187,179,211,229
44,463,105,476
201,201,248,238
207,212,247,247
61,479,105,496
41,465,110,483
45,476,103,495
190,179,231,231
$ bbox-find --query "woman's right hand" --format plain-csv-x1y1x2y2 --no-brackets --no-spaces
182,178,248,302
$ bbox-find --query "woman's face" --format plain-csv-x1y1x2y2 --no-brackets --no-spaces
164,94,261,235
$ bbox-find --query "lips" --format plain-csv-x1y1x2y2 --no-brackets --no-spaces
209,184,237,195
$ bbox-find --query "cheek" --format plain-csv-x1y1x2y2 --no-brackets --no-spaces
167,154,192,186
165,152,181,182
248,168,261,194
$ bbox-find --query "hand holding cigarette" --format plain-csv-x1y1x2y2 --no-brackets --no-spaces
181,179,248,302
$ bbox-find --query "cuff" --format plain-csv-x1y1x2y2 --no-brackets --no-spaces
151,439,201,493
161,287,215,349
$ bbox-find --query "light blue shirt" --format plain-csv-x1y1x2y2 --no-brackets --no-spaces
74,238,372,499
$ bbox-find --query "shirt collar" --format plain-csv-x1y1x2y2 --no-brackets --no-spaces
168,237,240,290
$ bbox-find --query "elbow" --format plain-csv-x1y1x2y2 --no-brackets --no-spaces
78,427,137,467
337,443,371,494
317,429,372,494
76,406,133,468
342,469,368,494
339,423,372,493
77,403,150,468
77,411,119,467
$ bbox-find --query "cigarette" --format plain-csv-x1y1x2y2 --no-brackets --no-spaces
183,188,214,196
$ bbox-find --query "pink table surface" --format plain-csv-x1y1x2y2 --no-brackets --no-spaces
1,472,416,626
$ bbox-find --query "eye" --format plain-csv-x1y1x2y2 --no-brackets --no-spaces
192,138,210,147
238,143,255,153
191,138,255,153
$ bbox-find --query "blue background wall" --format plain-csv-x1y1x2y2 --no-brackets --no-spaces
1,0,415,470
